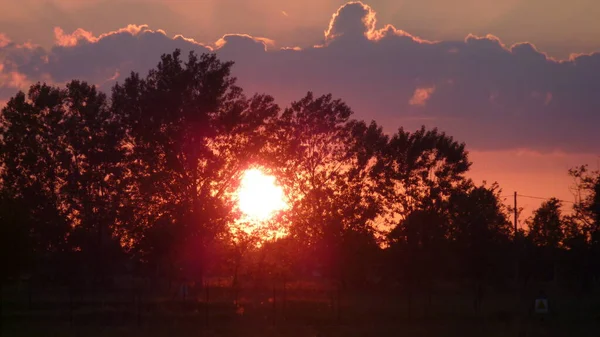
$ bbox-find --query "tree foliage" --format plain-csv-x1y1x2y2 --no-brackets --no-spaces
0,49,597,296
527,198,564,249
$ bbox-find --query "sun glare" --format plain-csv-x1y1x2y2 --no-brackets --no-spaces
237,168,287,221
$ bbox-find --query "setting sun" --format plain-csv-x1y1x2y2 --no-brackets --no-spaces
237,168,287,221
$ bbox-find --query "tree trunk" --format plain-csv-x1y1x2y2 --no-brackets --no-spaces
232,255,240,304
282,278,287,319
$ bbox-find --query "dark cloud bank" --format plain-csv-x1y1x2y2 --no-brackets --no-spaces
1,2,599,153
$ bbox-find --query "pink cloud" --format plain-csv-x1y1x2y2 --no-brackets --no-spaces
53,25,172,48
108,70,120,81
0,33,11,48
409,86,436,106
173,34,210,49
324,1,375,41
95,69,121,88
54,27,97,47
465,34,562,62
323,2,433,45
215,34,275,51
465,33,507,47
0,64,31,89
96,25,169,42
0,33,37,50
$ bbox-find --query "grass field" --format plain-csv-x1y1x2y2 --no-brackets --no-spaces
2,283,599,336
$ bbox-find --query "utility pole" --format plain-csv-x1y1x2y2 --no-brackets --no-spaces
514,191,519,285
514,191,518,235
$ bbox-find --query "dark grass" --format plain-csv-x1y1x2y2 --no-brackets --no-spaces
2,286,600,337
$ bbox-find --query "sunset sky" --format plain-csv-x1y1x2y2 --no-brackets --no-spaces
1,0,599,223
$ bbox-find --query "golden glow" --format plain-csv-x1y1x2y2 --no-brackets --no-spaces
237,168,287,222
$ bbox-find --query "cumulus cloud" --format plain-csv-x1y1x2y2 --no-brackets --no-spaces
54,27,97,47
324,1,375,42
0,64,30,89
215,34,275,52
0,34,11,48
0,1,599,153
409,86,436,106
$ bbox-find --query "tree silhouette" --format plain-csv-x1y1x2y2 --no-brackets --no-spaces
387,208,447,316
266,92,388,285
568,165,600,288
447,182,512,310
384,127,471,314
0,80,129,286
0,190,36,283
527,198,564,249
4,48,600,317
385,126,471,220
0,85,73,281
59,81,127,285
111,49,279,283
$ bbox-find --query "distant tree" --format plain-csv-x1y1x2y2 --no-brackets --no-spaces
527,198,565,249
447,182,512,310
259,236,302,284
387,208,447,316
568,165,600,288
339,226,382,287
562,216,588,251
526,198,565,283
560,216,589,290
570,165,600,243
225,215,285,292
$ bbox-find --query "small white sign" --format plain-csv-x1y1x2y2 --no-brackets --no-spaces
534,298,548,314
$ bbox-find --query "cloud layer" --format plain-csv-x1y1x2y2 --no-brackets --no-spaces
1,1,599,153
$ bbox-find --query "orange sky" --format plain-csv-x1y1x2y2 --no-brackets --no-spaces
468,150,598,224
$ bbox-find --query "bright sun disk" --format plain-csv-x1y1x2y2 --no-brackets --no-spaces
237,168,286,221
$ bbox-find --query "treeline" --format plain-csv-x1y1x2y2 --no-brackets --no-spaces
0,50,599,295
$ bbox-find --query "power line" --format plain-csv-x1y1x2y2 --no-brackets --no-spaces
516,194,575,204
500,194,576,204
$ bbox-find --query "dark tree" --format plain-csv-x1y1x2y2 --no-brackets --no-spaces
0,191,36,283
0,85,72,281
0,81,128,285
568,165,600,288
387,208,447,316
447,182,512,310
59,81,128,285
385,126,471,219
111,49,279,283
266,92,388,286
527,198,564,249
384,126,471,313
